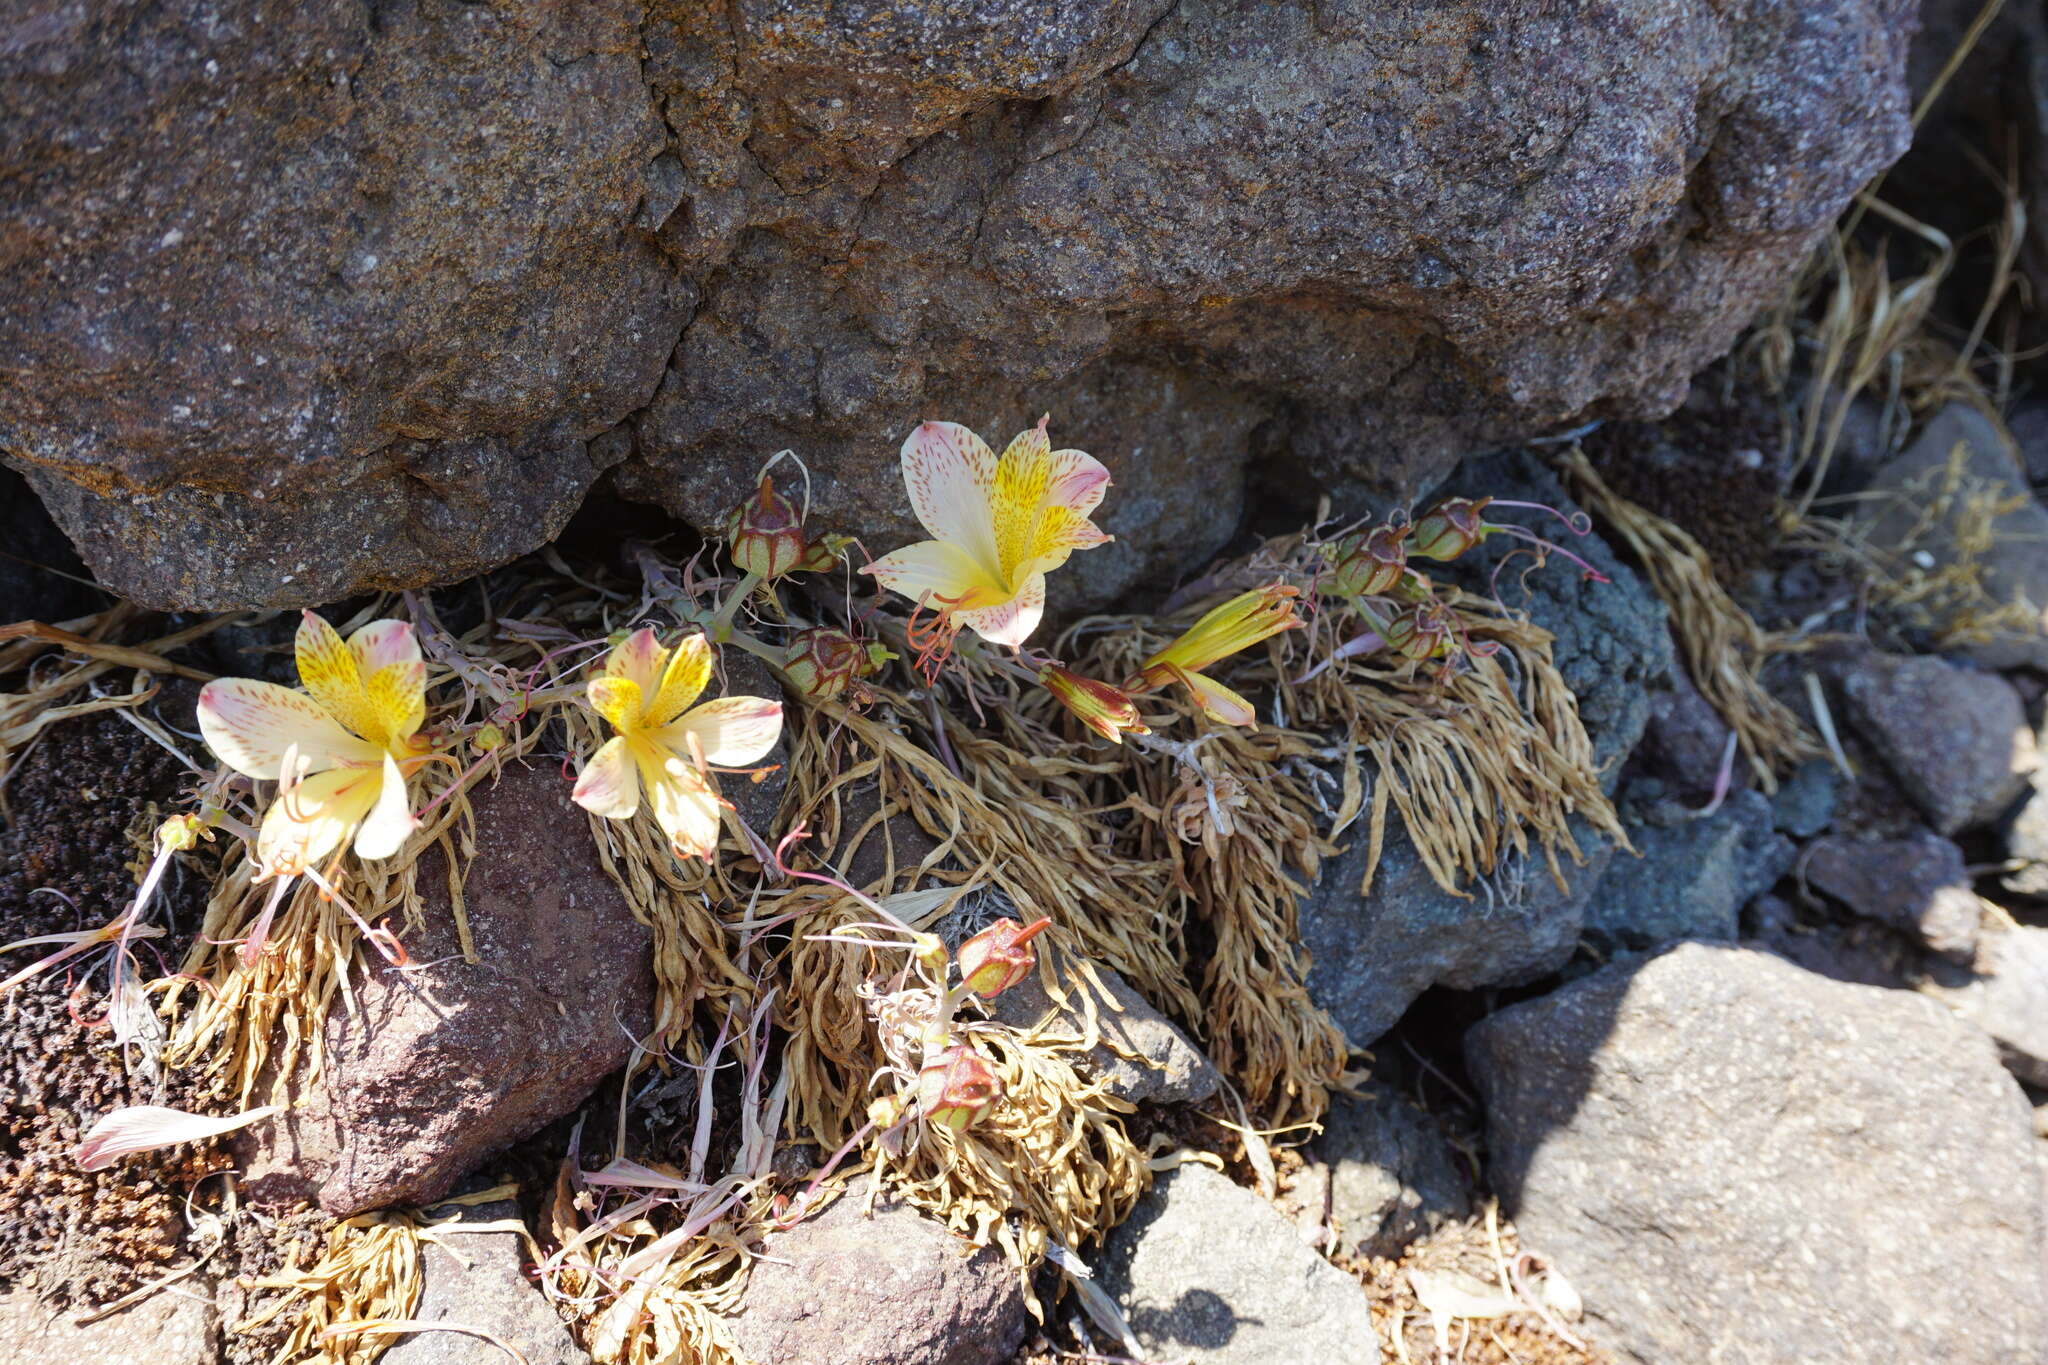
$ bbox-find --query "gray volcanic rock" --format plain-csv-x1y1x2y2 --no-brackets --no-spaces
383,1199,589,1365
1467,943,2048,1365
3,0,1916,611
1583,789,1792,952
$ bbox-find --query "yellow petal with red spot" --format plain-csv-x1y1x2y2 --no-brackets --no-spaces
648,767,724,861
294,611,385,744
862,539,1004,608
362,661,427,748
572,736,641,819
646,633,714,728
588,675,644,731
952,571,1046,649
604,627,666,699
658,695,783,768
347,619,422,681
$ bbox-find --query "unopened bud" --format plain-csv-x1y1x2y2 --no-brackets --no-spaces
917,1044,1003,1132
781,627,864,701
1043,667,1148,744
867,1092,908,1130
1408,497,1492,562
472,722,507,754
910,931,949,976
1385,602,1457,661
725,473,809,580
957,917,1051,998
157,812,208,852
1323,524,1410,599
794,531,856,575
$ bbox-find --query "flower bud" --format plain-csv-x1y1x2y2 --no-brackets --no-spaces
1323,524,1410,599
471,722,507,754
794,531,856,576
1408,497,1492,562
957,916,1051,998
1385,602,1457,661
917,1044,1003,1132
1043,667,1149,744
910,931,949,977
725,473,809,580
780,627,863,701
157,812,208,853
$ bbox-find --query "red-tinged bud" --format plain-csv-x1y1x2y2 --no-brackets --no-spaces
1323,523,1410,599
781,627,864,701
1385,602,1458,661
917,1044,1003,1131
957,916,1051,998
794,531,856,575
725,473,809,580
1408,497,1492,562
1043,667,1149,744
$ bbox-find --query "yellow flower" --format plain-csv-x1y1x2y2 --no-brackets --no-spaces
1129,585,1302,727
862,417,1112,649
571,628,783,861
197,612,430,876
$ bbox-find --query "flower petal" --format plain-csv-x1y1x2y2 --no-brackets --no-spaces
362,660,427,747
352,753,415,861
295,611,385,744
587,676,644,732
1166,664,1258,728
862,539,1003,608
198,678,380,780
992,423,1114,585
572,736,641,819
1045,447,1112,518
348,619,422,678
659,695,783,768
647,633,714,728
257,764,383,875
604,627,666,700
953,571,1045,648
901,421,999,570
75,1104,280,1171
648,769,724,861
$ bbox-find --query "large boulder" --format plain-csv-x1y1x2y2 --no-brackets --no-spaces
3,0,1917,610
1466,943,2048,1364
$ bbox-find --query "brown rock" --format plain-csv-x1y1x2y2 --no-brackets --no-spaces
1802,830,1983,962
5,0,1918,612
723,1195,1027,1365
241,763,655,1216
1836,650,2033,835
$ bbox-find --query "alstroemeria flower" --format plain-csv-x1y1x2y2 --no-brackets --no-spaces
571,628,783,861
862,418,1112,650
1128,585,1303,727
197,612,430,876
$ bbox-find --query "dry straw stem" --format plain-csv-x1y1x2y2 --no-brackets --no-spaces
236,1208,425,1365
1558,449,1819,790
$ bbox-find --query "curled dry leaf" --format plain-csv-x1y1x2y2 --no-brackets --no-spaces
74,1103,281,1170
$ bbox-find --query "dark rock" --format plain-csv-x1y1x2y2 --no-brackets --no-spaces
1306,1087,1470,1262
5,0,1919,611
0,1283,218,1365
2,0,683,611
384,1199,588,1365
1583,789,1792,952
2007,400,2048,489
1098,1162,1380,1365
1768,759,1840,839
1466,943,2048,1365
1849,405,2048,669
1835,650,2032,835
0,468,102,625
1635,665,1736,803
1302,819,1616,1049
723,1195,1027,1365
718,649,792,843
240,763,656,1216
1925,927,2048,1090
1802,830,1982,962
1430,451,1675,785
1744,908,1918,992
982,964,1220,1107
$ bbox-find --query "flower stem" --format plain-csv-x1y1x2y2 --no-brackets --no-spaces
709,570,764,640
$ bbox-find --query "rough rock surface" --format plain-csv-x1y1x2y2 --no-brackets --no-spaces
723,1195,1027,1365
1926,927,2048,1090
384,1200,588,1365
984,963,1220,1107
240,763,656,1216
1850,405,2048,670
2010,764,2048,899
1802,830,1982,961
3,0,1918,610
1467,943,2048,1365
1835,649,2033,835
0,1283,218,1365
1305,1087,1470,1262
1583,788,1791,951
1099,1162,1381,1365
